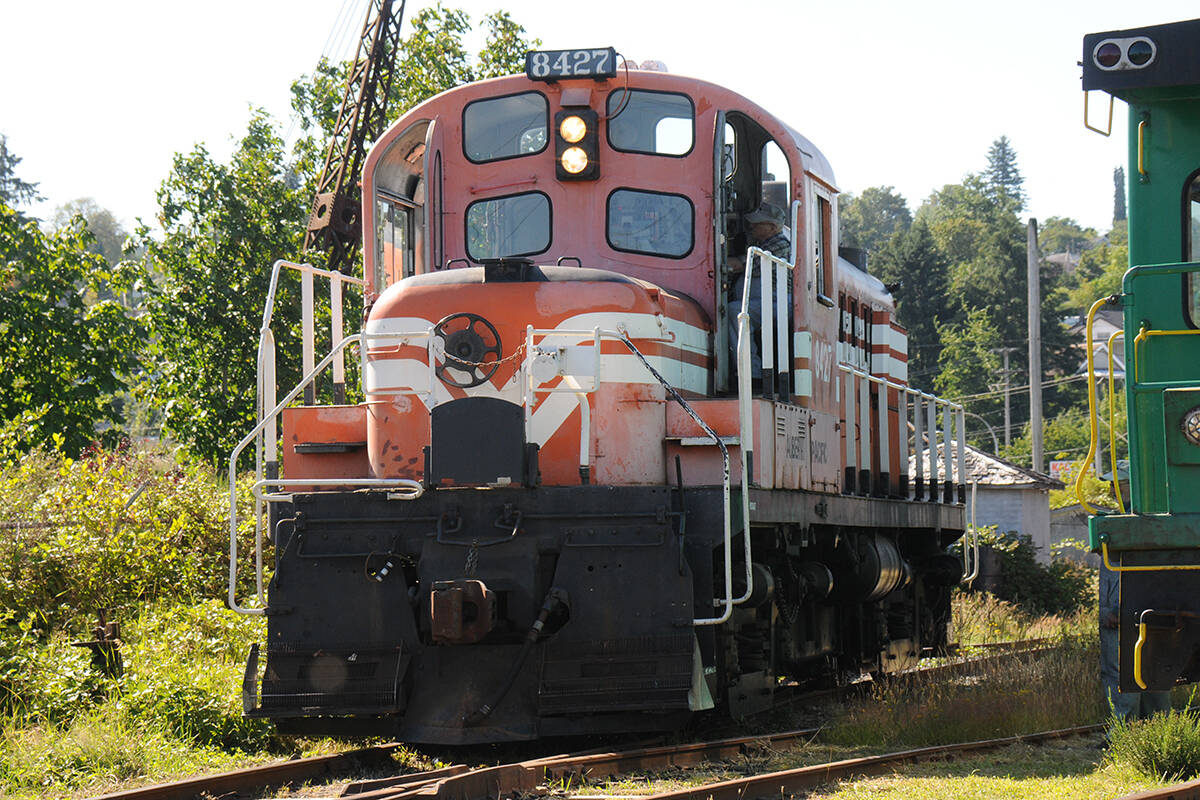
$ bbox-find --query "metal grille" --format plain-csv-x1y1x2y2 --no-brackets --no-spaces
258,643,405,713
538,634,693,714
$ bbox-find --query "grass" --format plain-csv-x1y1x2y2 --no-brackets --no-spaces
565,737,1167,800
808,737,1161,800
1107,706,1200,782
950,589,1095,647
824,633,1103,749
0,448,1140,797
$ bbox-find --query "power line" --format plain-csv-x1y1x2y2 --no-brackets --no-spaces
951,373,1088,403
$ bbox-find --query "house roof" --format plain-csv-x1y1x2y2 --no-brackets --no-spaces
909,443,1064,490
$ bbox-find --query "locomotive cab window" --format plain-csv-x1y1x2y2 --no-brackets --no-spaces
606,90,694,156
463,92,548,163
376,192,418,287
607,189,693,257
1188,173,1200,326
372,120,429,287
466,191,551,261
815,193,834,301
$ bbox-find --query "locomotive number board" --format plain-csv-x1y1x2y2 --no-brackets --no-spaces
526,48,618,81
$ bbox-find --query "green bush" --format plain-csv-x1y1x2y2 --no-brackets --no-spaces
0,446,260,629
1108,707,1200,781
116,601,272,751
0,447,278,795
0,600,272,796
971,528,1093,618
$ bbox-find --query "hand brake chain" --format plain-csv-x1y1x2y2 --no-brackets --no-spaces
443,340,527,370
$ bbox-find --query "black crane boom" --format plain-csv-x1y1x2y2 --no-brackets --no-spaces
304,0,406,273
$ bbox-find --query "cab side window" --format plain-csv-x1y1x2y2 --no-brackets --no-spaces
1187,173,1200,326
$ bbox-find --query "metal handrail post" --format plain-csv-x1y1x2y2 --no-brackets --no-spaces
229,335,362,616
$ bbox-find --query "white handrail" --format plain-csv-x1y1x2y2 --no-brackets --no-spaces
520,323,737,625
229,335,422,616
837,363,964,503
963,481,981,585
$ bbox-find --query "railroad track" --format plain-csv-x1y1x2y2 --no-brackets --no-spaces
85,640,1067,800
1118,777,1200,800
88,719,1103,800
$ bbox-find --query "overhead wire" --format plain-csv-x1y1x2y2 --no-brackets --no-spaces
282,0,372,149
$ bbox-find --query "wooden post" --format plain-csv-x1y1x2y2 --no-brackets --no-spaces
1027,219,1043,473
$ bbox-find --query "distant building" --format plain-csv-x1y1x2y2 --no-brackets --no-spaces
911,444,1063,562
1050,503,1102,567
1067,307,1125,380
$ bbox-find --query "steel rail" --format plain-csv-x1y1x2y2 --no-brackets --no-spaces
85,645,1070,800
632,724,1103,800
339,728,822,800
85,743,401,800
1116,777,1200,800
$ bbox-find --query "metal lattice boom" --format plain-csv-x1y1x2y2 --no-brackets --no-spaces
304,0,406,272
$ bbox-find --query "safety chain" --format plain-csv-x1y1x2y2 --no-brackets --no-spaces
464,539,480,577
444,340,527,370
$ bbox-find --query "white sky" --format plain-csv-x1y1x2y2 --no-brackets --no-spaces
3,1,1197,236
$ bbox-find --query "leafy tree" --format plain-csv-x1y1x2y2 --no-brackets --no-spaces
1064,238,1128,311
918,140,1077,431
0,203,141,459
145,8,537,463
870,218,950,387
140,115,308,464
1003,405,1103,467
838,186,912,254
51,198,129,267
290,6,540,145
934,308,1004,427
1039,216,1097,257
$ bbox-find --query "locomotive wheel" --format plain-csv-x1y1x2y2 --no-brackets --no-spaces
434,312,502,388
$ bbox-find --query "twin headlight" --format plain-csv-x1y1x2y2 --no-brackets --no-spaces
554,110,599,180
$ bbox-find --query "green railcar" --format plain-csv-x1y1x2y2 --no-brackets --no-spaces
1082,18,1200,691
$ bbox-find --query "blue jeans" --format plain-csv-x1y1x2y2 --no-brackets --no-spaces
1101,625,1172,719
728,273,762,379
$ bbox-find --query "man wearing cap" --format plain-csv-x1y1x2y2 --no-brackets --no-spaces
728,202,790,384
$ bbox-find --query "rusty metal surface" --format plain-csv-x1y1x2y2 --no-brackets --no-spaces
635,724,1103,800
1116,778,1200,800
340,728,821,800
85,744,400,800
536,727,820,781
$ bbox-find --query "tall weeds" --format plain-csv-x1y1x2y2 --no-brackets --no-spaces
1107,706,1200,781
826,635,1103,748
0,447,274,798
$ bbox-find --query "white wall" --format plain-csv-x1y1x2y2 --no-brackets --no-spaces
975,486,1052,562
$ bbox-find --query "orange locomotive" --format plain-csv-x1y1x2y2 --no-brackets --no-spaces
232,49,971,743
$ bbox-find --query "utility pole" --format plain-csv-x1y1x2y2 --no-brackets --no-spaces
990,347,1018,448
1027,218,1044,473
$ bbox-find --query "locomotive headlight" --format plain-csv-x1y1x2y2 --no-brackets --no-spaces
1183,406,1200,447
554,108,599,181
561,146,589,174
559,115,587,143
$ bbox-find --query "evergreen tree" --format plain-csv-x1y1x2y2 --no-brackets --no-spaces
984,135,1025,213
0,135,40,210
871,218,950,387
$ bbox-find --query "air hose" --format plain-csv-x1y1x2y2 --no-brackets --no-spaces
463,587,567,726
